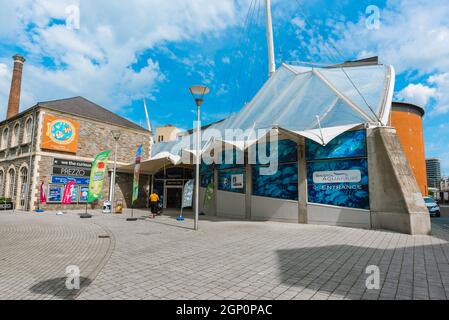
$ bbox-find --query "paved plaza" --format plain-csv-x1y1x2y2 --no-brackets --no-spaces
1,209,449,300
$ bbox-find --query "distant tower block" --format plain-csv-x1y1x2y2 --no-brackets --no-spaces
390,101,428,196
6,54,26,119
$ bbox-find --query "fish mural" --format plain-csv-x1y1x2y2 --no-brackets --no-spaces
306,130,367,160
252,163,298,200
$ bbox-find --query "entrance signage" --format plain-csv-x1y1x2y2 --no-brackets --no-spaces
313,170,362,184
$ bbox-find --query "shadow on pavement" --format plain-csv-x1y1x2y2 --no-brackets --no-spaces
276,243,449,300
30,277,92,300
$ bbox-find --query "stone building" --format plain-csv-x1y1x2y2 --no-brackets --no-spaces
0,55,151,211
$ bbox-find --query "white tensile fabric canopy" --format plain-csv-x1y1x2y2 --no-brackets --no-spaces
135,62,395,170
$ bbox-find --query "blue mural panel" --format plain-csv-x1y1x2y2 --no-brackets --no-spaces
217,148,245,170
218,168,245,193
307,159,370,209
252,139,297,165
252,163,298,200
201,172,214,188
306,130,367,160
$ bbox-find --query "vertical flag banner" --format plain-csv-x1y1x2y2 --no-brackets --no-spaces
204,183,214,206
132,144,143,204
87,150,111,203
182,179,194,208
40,181,47,204
62,180,76,205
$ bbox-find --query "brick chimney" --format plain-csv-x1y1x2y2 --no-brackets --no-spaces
6,54,26,119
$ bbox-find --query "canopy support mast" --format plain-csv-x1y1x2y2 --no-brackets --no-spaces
265,0,276,78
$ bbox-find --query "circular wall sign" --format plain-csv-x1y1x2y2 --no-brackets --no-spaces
48,119,76,145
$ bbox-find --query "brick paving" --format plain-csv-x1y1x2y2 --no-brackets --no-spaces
1,210,449,300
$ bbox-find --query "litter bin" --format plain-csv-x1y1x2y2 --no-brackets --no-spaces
103,201,112,214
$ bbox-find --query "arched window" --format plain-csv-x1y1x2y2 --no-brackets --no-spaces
6,168,15,198
0,169,4,196
1,127,9,150
23,118,33,144
18,166,28,209
11,122,20,147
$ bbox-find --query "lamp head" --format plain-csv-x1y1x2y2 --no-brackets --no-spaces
189,85,210,107
111,130,121,141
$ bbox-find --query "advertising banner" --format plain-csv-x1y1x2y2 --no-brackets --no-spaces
40,181,47,204
62,180,76,205
182,180,194,208
204,183,214,206
87,150,111,203
307,158,369,209
41,115,80,153
132,145,143,204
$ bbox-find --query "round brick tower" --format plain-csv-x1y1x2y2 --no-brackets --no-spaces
390,101,428,196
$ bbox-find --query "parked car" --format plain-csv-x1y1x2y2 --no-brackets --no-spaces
424,197,441,217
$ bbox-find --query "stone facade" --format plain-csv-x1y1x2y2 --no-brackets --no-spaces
0,104,152,211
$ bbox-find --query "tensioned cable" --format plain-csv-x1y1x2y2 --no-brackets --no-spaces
244,0,263,105
222,0,256,118
230,0,258,116
293,0,381,123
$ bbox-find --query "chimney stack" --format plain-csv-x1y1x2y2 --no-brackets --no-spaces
6,54,26,119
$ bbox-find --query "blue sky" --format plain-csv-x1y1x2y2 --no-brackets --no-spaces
0,0,448,174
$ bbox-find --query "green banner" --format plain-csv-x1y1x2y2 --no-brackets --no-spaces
132,145,143,204
87,150,111,203
204,183,214,206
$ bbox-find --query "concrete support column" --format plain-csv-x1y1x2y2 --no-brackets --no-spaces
367,127,431,235
298,142,308,224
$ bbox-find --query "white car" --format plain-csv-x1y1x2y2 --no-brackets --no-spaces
424,197,441,217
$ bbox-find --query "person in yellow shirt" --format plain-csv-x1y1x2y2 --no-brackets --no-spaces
149,192,160,214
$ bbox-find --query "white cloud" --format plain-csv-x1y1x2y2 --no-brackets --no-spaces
0,0,243,117
428,73,449,115
396,83,436,108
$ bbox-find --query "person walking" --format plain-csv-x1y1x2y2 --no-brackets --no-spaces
149,191,160,215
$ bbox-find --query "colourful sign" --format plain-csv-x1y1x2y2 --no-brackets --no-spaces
62,180,76,205
41,114,80,153
52,176,90,185
132,145,143,204
87,150,111,203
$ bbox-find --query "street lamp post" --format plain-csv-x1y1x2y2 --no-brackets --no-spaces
189,85,210,231
111,130,121,213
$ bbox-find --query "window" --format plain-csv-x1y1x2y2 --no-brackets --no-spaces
18,167,28,209
6,168,15,198
23,118,33,144
11,123,20,147
1,127,9,149
0,170,4,196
